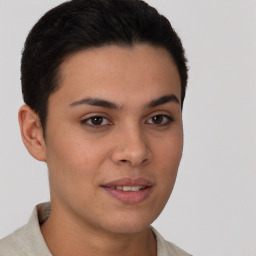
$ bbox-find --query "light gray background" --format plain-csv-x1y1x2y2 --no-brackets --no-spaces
0,1,255,255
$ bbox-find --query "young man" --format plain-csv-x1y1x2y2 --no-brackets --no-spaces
0,0,190,255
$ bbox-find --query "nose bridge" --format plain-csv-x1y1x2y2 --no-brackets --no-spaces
111,120,151,166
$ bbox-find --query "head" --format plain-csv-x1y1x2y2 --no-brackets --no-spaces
21,0,188,135
19,0,188,236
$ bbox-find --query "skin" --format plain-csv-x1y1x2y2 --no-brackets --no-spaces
19,44,183,256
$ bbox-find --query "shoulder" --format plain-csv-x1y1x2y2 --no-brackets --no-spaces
151,226,192,256
0,202,52,256
164,240,192,256
0,225,28,256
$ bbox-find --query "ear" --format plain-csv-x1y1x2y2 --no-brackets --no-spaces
18,105,46,162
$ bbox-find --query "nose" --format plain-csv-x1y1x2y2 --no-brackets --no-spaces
110,125,152,167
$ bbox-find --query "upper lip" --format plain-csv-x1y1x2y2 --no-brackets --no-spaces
102,177,153,187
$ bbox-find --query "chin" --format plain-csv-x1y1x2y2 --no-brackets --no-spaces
101,210,159,235
106,222,150,235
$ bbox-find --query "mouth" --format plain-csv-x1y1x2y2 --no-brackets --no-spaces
101,178,153,204
108,185,147,192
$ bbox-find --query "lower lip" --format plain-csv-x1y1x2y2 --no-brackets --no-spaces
102,187,152,204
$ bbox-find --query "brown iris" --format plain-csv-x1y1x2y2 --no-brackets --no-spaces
152,115,164,124
91,116,104,125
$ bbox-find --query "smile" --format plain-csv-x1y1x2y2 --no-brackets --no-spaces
102,177,153,204
110,186,146,192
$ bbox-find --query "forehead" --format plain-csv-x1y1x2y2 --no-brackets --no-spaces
53,44,181,106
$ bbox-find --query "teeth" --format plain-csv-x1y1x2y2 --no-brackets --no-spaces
132,186,141,191
123,186,131,191
115,186,145,192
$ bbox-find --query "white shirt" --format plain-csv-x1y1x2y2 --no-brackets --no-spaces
0,202,191,256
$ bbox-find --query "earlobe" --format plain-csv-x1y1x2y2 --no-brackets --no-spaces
18,105,46,162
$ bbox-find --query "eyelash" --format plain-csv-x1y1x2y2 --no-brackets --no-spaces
81,116,112,128
81,114,173,128
145,114,174,126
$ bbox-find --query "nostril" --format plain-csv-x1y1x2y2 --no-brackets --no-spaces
141,159,148,164
119,158,148,165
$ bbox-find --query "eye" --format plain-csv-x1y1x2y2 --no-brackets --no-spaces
146,114,173,126
81,116,111,127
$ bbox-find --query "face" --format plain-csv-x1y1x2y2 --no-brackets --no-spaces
44,44,183,235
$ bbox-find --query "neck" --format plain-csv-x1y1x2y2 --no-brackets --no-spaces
40,202,157,256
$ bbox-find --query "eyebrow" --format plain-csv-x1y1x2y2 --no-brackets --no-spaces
69,94,180,109
145,94,180,108
70,97,120,109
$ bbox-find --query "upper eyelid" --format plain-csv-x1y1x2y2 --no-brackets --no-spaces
81,112,111,121
145,114,173,123
145,111,174,120
82,116,111,123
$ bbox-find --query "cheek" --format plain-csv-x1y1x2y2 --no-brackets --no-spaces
44,130,108,194
146,133,183,219
45,139,105,209
46,123,105,167
156,129,183,165
153,129,183,185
